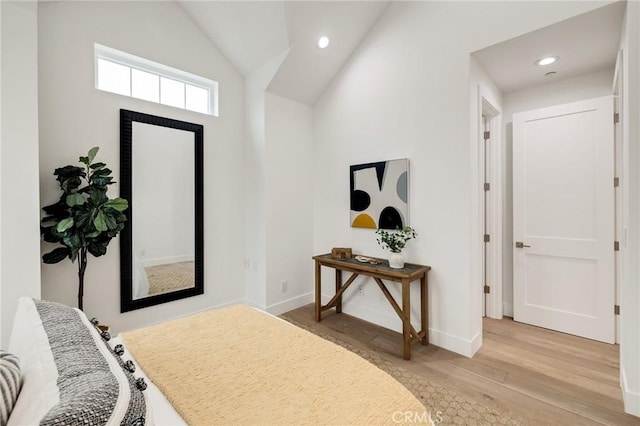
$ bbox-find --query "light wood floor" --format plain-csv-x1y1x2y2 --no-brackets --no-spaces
282,305,639,425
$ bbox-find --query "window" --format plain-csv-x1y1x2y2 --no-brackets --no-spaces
95,44,218,116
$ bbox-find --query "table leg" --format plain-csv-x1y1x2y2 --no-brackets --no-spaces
315,260,321,322
335,269,342,314
420,274,428,345
402,279,411,360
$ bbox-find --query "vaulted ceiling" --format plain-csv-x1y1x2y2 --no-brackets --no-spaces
178,1,390,105
178,1,625,104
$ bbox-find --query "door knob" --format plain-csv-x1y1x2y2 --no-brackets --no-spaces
515,241,531,248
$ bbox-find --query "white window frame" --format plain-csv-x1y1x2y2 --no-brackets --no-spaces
94,43,219,117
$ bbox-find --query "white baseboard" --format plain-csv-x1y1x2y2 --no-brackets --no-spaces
621,367,640,417
141,255,194,268
266,292,314,316
243,298,265,311
470,330,482,357
430,327,481,358
322,295,478,358
210,298,246,310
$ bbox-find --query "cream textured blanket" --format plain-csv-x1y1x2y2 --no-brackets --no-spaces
120,305,426,425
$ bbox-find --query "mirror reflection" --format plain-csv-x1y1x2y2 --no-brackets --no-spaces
120,109,204,312
132,123,195,299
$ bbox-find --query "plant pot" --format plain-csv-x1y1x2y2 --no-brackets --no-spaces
388,253,405,269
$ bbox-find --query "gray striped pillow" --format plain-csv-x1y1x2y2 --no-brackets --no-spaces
0,350,22,425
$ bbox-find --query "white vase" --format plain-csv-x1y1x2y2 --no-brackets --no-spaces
388,252,405,269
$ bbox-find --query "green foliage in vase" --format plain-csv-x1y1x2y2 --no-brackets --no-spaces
40,147,128,310
375,226,417,253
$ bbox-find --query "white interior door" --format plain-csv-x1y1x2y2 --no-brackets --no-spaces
513,96,614,344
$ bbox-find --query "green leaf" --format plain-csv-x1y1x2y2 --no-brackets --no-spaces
62,232,82,250
90,162,106,170
41,215,58,226
104,198,128,212
61,176,83,194
88,186,108,205
87,147,99,164
91,168,112,177
94,210,107,231
90,176,114,187
42,247,70,264
66,193,85,207
85,230,101,238
103,212,117,230
79,156,90,165
41,224,62,243
88,242,107,257
56,217,74,233
74,210,93,229
42,199,67,216
54,165,85,179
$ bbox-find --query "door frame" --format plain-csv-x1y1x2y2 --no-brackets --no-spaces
474,88,503,320
613,49,623,344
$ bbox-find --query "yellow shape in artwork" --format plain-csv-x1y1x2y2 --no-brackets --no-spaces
352,213,376,229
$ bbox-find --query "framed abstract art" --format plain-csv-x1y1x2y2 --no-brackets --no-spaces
350,159,409,229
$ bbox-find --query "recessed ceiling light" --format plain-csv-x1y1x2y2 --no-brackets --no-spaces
535,56,558,66
318,36,330,49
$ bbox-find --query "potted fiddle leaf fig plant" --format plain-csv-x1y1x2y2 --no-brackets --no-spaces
41,147,128,310
375,226,417,269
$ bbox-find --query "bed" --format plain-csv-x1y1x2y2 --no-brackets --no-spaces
3,298,428,425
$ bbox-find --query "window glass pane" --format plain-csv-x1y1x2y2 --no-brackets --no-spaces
97,58,130,96
95,44,218,116
185,85,209,114
160,77,185,108
132,69,159,103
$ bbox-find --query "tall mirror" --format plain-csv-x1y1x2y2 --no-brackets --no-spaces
120,109,204,312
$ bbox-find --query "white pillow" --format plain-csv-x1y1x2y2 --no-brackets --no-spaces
7,297,60,425
7,298,147,425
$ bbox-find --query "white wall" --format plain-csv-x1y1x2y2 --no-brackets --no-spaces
313,0,611,357
243,51,287,308
501,68,615,317
132,123,195,267
0,1,41,348
38,1,245,335
619,0,640,416
264,93,314,314
243,52,314,314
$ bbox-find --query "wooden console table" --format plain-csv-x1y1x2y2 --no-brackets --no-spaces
313,254,431,360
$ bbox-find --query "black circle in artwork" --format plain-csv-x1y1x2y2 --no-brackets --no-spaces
351,190,371,211
378,207,403,229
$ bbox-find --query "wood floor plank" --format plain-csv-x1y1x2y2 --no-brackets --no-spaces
282,304,639,426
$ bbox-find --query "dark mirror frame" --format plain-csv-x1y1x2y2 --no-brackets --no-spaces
120,109,204,312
